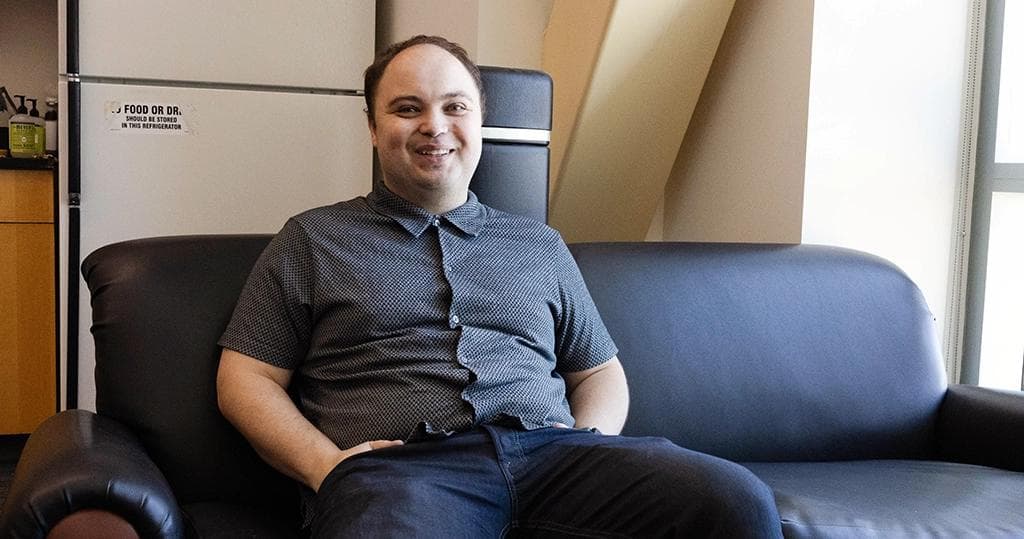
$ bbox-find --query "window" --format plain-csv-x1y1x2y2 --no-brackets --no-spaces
964,0,1024,390
994,1,1024,163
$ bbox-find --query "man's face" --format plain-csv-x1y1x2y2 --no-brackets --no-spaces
369,44,483,211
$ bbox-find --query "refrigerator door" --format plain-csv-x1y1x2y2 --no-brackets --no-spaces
75,0,373,89
75,82,372,408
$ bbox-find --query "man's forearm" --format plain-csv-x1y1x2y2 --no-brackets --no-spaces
217,350,404,491
217,358,345,490
565,357,630,434
218,350,354,493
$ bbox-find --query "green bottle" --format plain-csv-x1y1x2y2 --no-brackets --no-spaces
9,95,43,158
9,95,33,157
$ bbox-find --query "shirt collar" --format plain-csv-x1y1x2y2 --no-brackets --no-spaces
366,181,487,238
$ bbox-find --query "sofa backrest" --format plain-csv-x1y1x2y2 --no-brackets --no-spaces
83,234,292,513
473,66,552,223
568,242,948,462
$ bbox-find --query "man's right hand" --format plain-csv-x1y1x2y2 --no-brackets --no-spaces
314,439,404,492
219,349,404,493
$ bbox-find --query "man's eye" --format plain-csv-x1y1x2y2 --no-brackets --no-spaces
396,105,419,114
447,103,468,113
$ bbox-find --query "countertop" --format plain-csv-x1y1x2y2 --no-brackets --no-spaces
0,157,57,171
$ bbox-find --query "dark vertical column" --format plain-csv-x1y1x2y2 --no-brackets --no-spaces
65,0,81,409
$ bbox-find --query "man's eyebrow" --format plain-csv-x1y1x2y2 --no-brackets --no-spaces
385,95,423,108
441,91,474,101
386,92,475,109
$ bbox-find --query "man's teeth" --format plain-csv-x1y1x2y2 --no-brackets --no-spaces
418,149,452,155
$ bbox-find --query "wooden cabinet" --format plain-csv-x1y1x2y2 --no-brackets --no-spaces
1,164,57,434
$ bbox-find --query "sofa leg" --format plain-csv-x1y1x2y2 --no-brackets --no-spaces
47,510,140,539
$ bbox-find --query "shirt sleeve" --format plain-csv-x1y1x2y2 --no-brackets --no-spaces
551,234,619,373
218,219,314,369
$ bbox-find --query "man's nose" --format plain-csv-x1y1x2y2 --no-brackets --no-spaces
418,110,448,138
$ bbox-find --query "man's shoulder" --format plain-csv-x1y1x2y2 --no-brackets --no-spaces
481,205,561,243
267,197,379,251
291,196,372,225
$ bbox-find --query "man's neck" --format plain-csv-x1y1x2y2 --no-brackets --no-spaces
419,195,469,215
381,181,468,215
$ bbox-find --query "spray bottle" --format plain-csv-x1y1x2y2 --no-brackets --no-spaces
28,98,45,157
0,88,13,157
44,96,58,155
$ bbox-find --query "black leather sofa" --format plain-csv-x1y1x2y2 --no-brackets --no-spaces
571,242,1024,537
3,237,1023,537
3,62,1023,536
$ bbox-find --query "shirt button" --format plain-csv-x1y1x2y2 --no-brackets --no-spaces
432,217,441,227
450,314,460,326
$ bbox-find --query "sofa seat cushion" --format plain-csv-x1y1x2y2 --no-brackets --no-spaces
181,502,300,538
744,460,1024,538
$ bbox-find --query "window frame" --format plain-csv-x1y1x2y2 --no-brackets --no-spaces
962,0,1024,388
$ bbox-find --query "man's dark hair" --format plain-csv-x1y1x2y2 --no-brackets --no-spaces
363,35,485,126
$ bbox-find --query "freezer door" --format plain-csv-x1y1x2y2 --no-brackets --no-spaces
76,1,373,89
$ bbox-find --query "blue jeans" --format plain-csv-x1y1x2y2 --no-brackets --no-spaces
311,426,781,538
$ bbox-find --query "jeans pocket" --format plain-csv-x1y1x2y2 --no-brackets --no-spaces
316,454,361,501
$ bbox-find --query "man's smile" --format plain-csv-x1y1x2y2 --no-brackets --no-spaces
414,145,455,156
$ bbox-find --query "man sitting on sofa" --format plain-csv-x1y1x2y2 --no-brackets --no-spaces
216,34,781,538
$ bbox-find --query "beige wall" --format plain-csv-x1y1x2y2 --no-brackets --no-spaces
377,0,480,55
542,0,614,195
377,0,552,69
548,0,736,242
478,1,554,69
661,0,813,243
0,1,58,111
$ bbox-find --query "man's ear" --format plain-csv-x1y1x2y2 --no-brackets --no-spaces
367,116,378,147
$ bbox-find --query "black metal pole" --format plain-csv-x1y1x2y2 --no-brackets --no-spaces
65,0,81,409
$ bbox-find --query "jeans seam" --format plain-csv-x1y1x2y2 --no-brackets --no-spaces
486,425,521,523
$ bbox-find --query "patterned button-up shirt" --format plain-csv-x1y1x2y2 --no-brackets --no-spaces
219,183,618,450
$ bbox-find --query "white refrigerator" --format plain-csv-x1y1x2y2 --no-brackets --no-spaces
58,1,375,410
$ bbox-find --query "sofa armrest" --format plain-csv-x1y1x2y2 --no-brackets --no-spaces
937,384,1024,472
0,410,185,538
